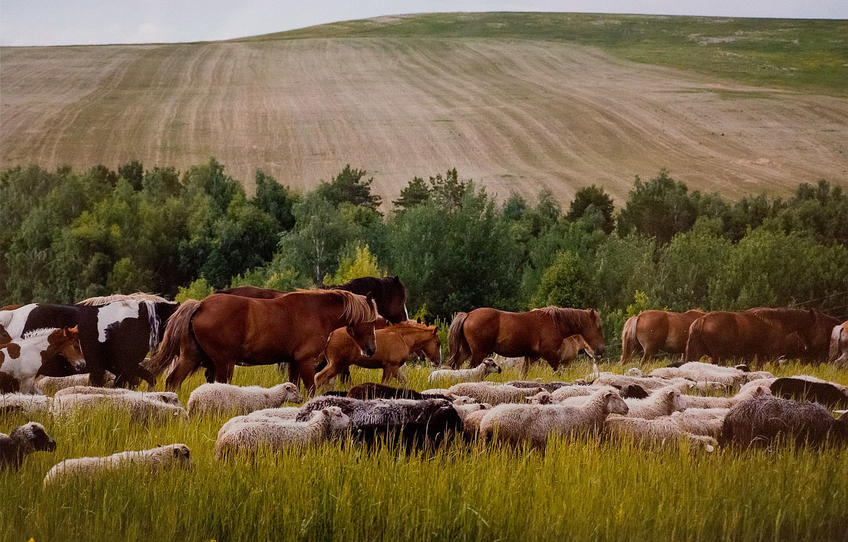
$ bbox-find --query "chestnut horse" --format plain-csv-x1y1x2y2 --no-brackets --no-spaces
315,321,441,389
685,311,807,364
448,307,606,370
148,289,378,391
746,307,840,360
620,309,705,364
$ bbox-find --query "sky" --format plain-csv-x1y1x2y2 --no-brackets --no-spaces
1,0,846,46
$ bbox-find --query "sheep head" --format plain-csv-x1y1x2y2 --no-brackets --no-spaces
482,358,502,375
603,391,628,415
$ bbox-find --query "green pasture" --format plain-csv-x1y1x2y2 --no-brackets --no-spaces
248,12,848,95
2,359,847,541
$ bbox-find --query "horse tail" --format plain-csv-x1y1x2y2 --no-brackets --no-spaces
685,317,707,362
829,324,844,362
619,315,639,364
146,299,202,377
447,312,470,369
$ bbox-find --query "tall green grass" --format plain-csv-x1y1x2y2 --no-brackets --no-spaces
2,360,847,541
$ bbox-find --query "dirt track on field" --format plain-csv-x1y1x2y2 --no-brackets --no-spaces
1,37,846,202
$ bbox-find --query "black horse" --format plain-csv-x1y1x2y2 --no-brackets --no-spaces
0,295,178,388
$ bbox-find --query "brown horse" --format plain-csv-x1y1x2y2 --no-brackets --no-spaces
620,310,705,364
746,307,840,360
147,289,378,391
314,321,441,389
685,311,807,364
520,334,597,376
448,307,606,370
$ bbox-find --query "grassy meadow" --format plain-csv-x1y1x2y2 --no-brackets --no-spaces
2,359,847,541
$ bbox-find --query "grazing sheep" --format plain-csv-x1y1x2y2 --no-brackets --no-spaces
35,373,116,395
679,384,771,410
593,373,694,392
667,408,729,438
505,380,572,393
1,422,56,470
215,407,350,459
49,392,187,423
420,388,455,398
624,388,684,419
447,382,545,405
604,416,717,452
296,396,462,448
217,407,301,440
649,362,747,387
187,383,302,417
44,444,192,485
0,393,51,415
53,386,180,406
721,395,848,448
455,403,492,437
428,358,502,385
479,388,629,448
769,376,848,409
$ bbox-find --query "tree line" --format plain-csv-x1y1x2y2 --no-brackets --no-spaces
2,159,846,353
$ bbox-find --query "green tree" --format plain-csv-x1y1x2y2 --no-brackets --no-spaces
531,250,593,308
175,277,214,303
617,169,699,244
324,244,384,285
567,185,615,234
118,160,144,191
393,176,431,211
316,165,381,211
252,170,296,231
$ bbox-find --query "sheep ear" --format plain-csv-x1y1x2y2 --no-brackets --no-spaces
173,447,181,458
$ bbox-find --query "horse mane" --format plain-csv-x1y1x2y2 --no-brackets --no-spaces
387,321,435,331
21,327,60,340
534,306,598,334
315,289,378,324
76,292,171,306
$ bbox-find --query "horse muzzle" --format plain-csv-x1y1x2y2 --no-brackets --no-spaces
72,358,87,371
361,347,376,357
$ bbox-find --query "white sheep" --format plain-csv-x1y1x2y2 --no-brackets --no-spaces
623,387,684,419
215,406,350,459
35,373,117,395
649,362,747,387
593,373,694,392
49,392,187,423
420,388,454,398
678,383,771,410
187,382,302,417
666,408,729,438
454,403,492,438
604,416,717,452
54,386,180,405
448,382,545,405
428,358,502,385
217,407,301,440
43,444,192,486
0,393,51,415
479,387,629,448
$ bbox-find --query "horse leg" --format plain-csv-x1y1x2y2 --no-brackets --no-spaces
297,361,317,395
165,356,200,391
520,356,536,378
640,344,657,365
339,366,352,383
315,362,341,390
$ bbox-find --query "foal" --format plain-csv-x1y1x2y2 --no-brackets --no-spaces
0,327,86,393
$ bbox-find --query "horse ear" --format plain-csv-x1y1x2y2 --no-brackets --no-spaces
68,325,78,334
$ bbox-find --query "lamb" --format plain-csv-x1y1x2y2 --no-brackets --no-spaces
428,357,502,385
0,422,56,470
455,403,492,438
44,444,192,486
679,383,771,410
447,382,545,405
215,407,350,459
720,395,848,448
35,373,116,395
54,386,181,406
649,362,748,387
666,408,729,438
217,407,301,441
49,392,187,423
768,376,848,408
604,416,717,452
0,393,51,415
479,388,628,448
187,382,302,417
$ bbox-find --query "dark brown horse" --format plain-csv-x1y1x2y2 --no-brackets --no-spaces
314,321,441,389
620,310,705,364
746,307,840,360
218,275,409,324
685,311,807,364
447,307,606,370
148,289,378,391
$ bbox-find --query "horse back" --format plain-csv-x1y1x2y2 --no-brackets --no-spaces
466,308,558,355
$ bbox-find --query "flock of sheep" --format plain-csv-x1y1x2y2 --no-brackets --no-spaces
3,358,848,485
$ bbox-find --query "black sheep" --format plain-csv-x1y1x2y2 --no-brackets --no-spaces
0,422,57,470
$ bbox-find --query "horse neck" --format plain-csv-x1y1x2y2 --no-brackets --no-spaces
396,326,432,347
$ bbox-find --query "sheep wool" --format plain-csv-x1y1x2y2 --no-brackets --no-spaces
187,382,303,417
44,444,192,486
447,382,545,405
428,358,502,385
605,416,717,452
1,422,56,470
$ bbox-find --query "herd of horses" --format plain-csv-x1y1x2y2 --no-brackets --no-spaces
0,275,846,394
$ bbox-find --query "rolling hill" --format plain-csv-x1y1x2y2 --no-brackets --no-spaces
1,12,846,203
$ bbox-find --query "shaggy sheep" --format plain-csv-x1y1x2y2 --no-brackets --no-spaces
0,393,51,415
217,407,302,440
593,373,694,392
454,403,492,438
420,388,455,398
666,408,729,438
479,388,628,448
623,388,685,419
345,383,431,400
187,382,302,417
215,407,350,459
679,384,771,410
35,373,117,395
44,444,192,486
649,362,747,387
604,416,717,452
769,376,848,408
49,392,187,423
721,395,848,448
296,396,463,448
428,358,502,385
505,380,570,393
447,382,545,405
53,386,181,406
1,422,56,470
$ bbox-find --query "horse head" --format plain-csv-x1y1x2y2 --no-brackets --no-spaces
580,309,606,359
420,325,442,367
52,326,86,372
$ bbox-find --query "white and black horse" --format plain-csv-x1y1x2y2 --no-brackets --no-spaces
0,294,178,388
